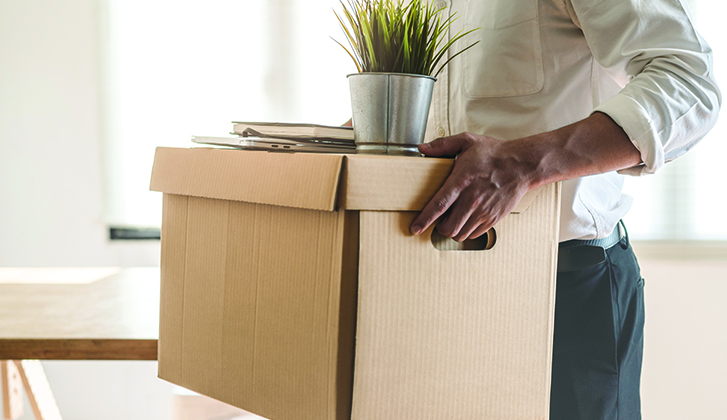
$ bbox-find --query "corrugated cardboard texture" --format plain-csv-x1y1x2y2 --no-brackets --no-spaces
150,147,344,211
339,154,542,213
338,154,452,211
158,194,358,420
352,182,561,420
151,148,541,213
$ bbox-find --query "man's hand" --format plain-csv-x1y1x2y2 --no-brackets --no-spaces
409,113,643,241
409,133,536,241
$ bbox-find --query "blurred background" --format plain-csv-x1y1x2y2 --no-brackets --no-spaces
0,0,725,419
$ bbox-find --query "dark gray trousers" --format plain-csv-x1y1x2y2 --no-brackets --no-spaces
550,231,645,420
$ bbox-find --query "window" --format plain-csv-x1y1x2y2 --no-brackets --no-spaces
103,0,726,243
102,0,353,228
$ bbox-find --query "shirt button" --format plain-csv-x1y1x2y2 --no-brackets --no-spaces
436,127,447,137
435,1,447,9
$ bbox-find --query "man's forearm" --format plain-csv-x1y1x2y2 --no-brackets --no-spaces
511,111,643,190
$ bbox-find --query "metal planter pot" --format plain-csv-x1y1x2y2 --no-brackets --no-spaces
348,72,436,156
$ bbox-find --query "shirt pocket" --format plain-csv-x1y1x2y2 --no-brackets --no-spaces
463,0,544,98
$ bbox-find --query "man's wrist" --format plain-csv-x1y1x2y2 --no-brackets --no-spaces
497,134,554,191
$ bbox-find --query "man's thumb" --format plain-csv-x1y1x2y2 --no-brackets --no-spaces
419,136,465,156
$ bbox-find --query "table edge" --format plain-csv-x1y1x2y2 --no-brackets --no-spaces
0,338,158,360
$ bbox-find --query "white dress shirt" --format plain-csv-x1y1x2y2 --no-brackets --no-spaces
425,0,721,241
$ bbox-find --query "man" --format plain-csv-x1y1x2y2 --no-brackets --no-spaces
409,0,721,419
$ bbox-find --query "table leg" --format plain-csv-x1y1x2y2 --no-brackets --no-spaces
12,361,62,420
2,360,24,420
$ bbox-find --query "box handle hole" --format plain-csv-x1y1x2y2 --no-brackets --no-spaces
431,228,496,251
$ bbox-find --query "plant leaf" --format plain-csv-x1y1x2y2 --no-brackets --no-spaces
332,0,480,75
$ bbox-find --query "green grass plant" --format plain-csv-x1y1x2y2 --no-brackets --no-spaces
333,0,479,77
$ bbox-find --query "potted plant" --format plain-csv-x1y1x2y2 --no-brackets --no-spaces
334,0,479,155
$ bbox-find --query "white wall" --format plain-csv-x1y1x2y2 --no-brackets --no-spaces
1,1,725,420
636,256,727,420
0,2,171,420
0,0,160,268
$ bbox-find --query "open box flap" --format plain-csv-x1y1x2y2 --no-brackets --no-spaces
150,147,344,211
339,154,545,213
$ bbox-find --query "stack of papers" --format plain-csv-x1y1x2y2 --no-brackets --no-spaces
192,122,356,154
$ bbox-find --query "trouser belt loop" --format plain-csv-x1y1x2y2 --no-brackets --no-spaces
557,221,626,272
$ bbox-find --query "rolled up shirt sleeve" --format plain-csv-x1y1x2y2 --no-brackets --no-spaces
566,0,721,175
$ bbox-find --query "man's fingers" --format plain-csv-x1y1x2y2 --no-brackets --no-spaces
419,135,469,157
454,217,493,242
469,224,492,240
436,198,478,239
410,179,463,235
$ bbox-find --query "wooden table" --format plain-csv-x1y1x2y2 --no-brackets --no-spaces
0,267,160,420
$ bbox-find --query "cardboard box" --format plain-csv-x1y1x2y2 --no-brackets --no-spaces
150,147,561,420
